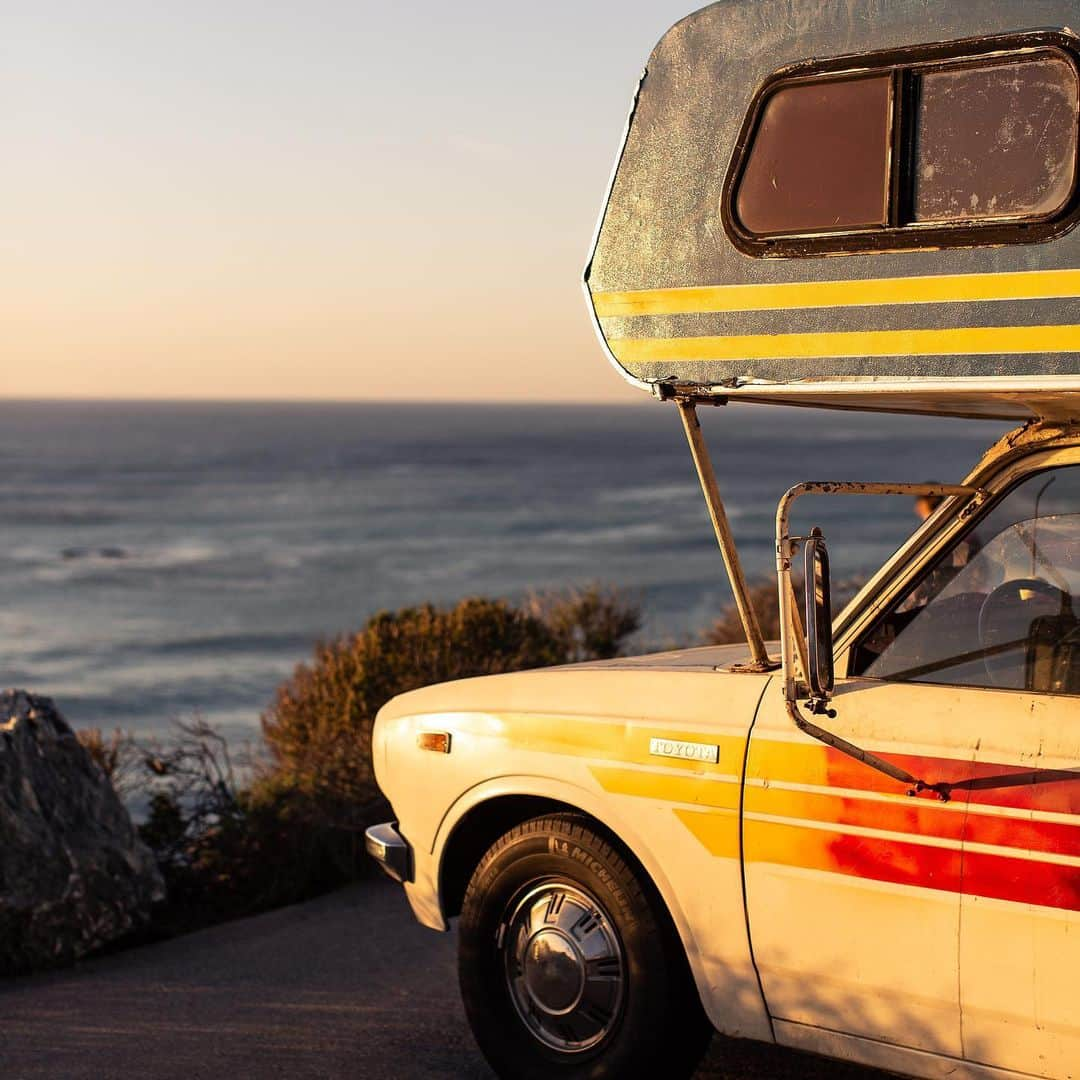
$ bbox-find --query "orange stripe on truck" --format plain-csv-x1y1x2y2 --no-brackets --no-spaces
594,737,1080,912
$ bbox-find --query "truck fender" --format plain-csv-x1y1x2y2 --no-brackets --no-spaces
428,773,761,1037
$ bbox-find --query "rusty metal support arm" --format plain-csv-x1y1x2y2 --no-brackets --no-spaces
678,401,774,671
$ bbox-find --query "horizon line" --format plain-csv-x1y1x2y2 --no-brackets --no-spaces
0,395,656,408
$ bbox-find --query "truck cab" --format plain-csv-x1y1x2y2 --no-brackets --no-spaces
367,4,1080,1077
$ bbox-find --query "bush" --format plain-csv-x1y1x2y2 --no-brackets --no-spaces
76,727,143,801
703,579,785,645
261,588,640,821
71,587,640,939
132,718,361,932
703,575,865,645
524,584,641,663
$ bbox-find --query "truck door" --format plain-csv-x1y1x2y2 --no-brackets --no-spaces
745,680,976,1062
957,691,1080,1078
837,460,1080,1076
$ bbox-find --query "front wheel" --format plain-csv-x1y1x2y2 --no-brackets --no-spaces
458,813,712,1079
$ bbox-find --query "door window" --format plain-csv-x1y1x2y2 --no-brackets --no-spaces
851,466,1080,693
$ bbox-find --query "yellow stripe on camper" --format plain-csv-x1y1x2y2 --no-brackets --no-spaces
609,324,1080,364
592,269,1080,318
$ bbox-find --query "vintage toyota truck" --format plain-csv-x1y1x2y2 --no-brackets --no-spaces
366,2,1080,1077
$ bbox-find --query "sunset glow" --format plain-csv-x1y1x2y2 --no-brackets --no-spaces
4,2,693,402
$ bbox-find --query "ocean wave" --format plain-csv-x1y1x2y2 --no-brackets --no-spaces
598,483,703,505
22,539,229,582
14,630,315,667
61,545,129,560
529,521,674,545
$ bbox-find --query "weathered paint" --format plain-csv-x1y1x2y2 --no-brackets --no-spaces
584,0,1080,421
746,678,1080,1068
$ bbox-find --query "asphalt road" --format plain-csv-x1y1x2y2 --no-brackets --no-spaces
0,877,885,1079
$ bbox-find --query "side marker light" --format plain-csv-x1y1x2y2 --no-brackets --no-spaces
417,731,452,754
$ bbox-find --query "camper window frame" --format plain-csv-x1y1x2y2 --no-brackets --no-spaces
722,31,1080,258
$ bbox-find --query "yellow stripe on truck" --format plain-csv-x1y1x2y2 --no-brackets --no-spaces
590,764,742,809
609,324,1080,364
592,268,1080,318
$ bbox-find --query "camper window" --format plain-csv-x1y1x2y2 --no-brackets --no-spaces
735,74,892,235
911,55,1078,224
725,34,1080,255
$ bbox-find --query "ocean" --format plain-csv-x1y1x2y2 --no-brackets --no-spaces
0,401,1008,742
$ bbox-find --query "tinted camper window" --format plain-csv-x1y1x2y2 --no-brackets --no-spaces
725,35,1080,256
735,75,892,235
911,56,1078,223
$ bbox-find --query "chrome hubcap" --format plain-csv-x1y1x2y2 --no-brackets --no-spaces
501,882,625,1053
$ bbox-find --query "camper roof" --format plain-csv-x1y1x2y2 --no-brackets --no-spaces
585,0,1080,422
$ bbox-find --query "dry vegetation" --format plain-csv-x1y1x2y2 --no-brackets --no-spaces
702,578,787,645
702,575,865,646
79,586,641,933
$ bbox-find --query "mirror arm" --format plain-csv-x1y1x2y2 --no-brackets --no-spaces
774,481,980,805
784,698,952,801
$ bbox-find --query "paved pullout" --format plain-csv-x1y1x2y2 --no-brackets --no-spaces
0,877,882,1080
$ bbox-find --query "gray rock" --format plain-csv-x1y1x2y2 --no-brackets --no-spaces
0,690,163,974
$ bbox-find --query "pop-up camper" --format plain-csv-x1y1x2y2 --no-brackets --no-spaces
586,0,1080,422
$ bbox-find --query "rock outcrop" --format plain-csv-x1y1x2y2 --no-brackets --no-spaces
0,691,163,974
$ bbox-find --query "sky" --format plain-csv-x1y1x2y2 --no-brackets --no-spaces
3,1,697,402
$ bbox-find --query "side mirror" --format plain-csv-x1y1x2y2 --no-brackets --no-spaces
804,526,834,707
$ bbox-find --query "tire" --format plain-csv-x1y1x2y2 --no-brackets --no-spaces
458,813,713,1079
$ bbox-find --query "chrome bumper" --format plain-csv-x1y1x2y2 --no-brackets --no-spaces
364,821,413,884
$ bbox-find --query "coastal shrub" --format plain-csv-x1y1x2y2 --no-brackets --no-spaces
261,588,640,820
139,786,361,931
76,727,143,801
703,575,865,645
131,718,358,930
703,579,785,645
524,584,641,663
147,587,638,928
62,587,640,940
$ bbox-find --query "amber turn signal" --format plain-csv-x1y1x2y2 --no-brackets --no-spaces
417,731,452,754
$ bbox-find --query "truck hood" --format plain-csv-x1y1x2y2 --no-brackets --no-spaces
566,642,769,672
377,642,776,724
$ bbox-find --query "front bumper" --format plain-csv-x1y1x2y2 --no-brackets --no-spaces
364,821,413,884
